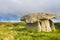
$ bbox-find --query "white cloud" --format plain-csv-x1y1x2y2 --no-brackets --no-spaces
0,0,60,14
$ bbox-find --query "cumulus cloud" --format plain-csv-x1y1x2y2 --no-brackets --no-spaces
0,0,60,22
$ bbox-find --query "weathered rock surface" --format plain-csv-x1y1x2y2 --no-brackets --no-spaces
21,13,57,32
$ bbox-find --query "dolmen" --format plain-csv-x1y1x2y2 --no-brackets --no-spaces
21,13,57,32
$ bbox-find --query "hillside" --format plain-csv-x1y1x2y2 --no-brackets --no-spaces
0,22,60,40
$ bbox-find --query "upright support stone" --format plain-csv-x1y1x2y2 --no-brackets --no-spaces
37,21,41,32
44,20,51,32
25,22,41,31
49,20,56,31
41,20,46,32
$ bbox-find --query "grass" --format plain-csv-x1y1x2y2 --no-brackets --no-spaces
0,22,60,40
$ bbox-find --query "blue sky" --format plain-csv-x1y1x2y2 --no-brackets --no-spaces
0,0,60,22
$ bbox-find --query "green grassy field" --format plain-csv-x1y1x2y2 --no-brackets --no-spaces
0,22,60,40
